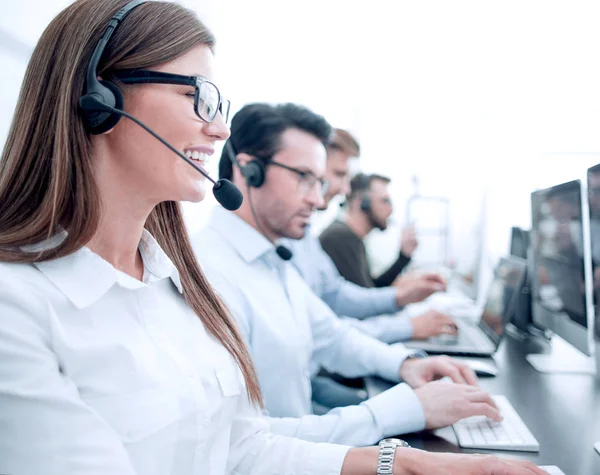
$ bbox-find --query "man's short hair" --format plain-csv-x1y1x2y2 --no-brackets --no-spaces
219,103,332,181
348,173,391,201
327,128,360,157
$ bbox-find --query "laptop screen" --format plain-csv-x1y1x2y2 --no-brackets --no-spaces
478,256,527,346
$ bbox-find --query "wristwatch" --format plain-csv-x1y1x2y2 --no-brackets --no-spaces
376,438,411,475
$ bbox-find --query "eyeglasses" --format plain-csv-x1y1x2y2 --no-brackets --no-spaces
267,160,329,196
112,69,230,123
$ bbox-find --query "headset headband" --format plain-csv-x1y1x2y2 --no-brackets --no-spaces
85,0,149,91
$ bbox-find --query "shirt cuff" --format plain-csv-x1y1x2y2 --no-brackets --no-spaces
387,318,413,342
362,382,426,437
373,343,423,383
302,442,351,475
378,286,401,314
399,251,412,262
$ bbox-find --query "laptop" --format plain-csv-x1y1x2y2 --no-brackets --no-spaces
406,256,527,356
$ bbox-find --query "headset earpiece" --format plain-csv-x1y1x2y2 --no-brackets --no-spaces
360,195,371,213
225,141,267,189
241,160,266,188
79,80,124,134
356,173,372,213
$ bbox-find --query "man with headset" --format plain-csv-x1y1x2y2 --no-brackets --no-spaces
192,102,500,447
286,129,458,344
320,173,414,290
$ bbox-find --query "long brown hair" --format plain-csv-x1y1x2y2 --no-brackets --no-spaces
0,0,263,407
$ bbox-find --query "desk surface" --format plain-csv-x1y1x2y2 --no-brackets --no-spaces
366,334,600,475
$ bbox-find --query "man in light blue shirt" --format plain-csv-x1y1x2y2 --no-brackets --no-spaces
285,128,458,344
192,103,500,447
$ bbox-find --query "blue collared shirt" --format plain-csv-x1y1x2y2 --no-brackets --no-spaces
192,207,426,446
285,234,414,343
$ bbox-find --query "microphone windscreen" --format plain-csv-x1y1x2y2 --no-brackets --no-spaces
213,179,243,210
275,245,293,261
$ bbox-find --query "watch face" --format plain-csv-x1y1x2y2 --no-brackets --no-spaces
380,438,410,448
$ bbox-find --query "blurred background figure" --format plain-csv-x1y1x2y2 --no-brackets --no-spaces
320,173,422,288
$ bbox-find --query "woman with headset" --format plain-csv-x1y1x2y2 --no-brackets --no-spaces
0,1,545,474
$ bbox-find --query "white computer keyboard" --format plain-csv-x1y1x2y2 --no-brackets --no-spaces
453,395,539,452
539,466,565,475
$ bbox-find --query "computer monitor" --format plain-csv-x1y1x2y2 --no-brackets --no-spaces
507,228,535,335
510,227,530,260
586,164,600,361
479,255,527,345
529,179,594,359
507,265,534,335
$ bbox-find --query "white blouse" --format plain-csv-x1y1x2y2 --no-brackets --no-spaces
0,230,349,475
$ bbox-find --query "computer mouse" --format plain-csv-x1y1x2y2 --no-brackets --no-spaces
594,441,600,455
463,359,498,377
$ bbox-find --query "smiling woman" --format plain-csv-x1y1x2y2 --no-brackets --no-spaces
0,0,269,473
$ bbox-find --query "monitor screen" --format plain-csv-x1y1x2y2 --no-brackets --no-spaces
510,227,530,260
479,256,526,345
587,164,600,341
509,261,534,333
531,180,588,329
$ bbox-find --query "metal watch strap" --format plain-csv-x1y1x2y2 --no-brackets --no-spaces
377,438,410,475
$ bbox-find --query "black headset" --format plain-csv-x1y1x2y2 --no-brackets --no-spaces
358,174,372,213
223,141,293,260
79,0,149,134
77,0,244,211
360,195,372,213
224,140,268,188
